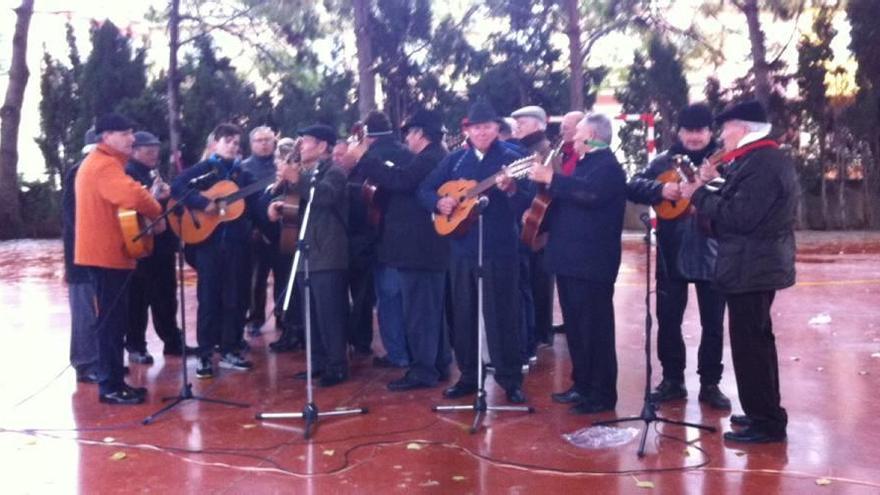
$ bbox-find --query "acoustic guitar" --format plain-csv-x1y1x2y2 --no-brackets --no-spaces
275,142,303,255
168,175,276,245
654,155,698,220
520,141,564,251
118,208,154,259
433,154,537,237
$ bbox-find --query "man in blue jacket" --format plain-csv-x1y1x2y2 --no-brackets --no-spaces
418,100,530,404
528,113,627,414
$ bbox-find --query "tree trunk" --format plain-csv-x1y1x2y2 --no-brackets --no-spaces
819,132,829,229
167,0,183,176
564,0,583,111
838,151,847,229
740,0,771,108
353,0,376,119
0,0,34,239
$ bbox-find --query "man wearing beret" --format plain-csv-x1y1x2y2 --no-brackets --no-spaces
418,100,530,404
171,123,258,379
681,100,797,443
75,113,164,404
266,124,351,387
627,103,731,411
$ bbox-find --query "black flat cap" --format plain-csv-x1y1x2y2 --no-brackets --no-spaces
298,124,337,147
678,103,713,130
716,100,768,125
95,113,136,134
133,131,161,147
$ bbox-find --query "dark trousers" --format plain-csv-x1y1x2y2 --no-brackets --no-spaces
195,243,248,357
298,269,349,375
90,267,133,395
529,250,554,345
656,278,725,385
557,276,617,406
398,269,450,384
272,251,303,339
726,290,787,434
69,280,98,375
518,253,535,363
448,256,522,389
246,236,273,325
347,263,375,352
126,253,180,353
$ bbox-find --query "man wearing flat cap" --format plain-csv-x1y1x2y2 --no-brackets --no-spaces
265,124,351,387
627,103,731,412
418,99,531,405
680,100,797,443
74,113,165,404
123,131,191,366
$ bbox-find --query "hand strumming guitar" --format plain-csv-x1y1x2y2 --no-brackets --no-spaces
436,196,458,216
661,182,682,201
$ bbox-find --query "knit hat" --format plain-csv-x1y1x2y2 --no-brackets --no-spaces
364,110,393,137
677,103,713,130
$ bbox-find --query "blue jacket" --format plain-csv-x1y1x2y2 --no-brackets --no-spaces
543,148,627,282
418,139,529,260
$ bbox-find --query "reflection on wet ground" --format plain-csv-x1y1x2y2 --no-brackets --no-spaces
1,231,879,493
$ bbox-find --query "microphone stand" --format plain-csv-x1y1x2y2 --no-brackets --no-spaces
592,213,715,456
141,184,249,425
433,196,535,433
255,169,368,439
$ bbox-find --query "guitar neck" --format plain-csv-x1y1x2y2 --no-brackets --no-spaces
221,175,277,203
464,154,536,199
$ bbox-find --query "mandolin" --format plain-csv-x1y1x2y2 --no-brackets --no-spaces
520,141,564,251
654,154,698,220
433,154,537,237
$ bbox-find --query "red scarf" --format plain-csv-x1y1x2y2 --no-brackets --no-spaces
721,139,778,164
560,142,578,176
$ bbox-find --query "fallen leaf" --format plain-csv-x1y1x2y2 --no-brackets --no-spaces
452,476,466,482
683,449,690,457
406,443,423,450
859,371,869,376
418,480,440,487
323,450,335,456
110,452,127,461
393,465,403,470
734,451,746,457
871,353,880,359
816,367,825,372
790,356,801,362
25,438,37,446
241,424,257,429
103,437,115,443
815,478,832,486
635,480,654,489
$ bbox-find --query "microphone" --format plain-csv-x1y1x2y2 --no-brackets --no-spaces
188,169,217,189
477,195,490,211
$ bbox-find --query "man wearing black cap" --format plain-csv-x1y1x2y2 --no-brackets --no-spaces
362,109,451,390
344,110,415,369
418,100,530,404
627,103,731,411
266,124,351,387
75,113,164,404
123,131,191,364
170,123,258,379
679,100,796,443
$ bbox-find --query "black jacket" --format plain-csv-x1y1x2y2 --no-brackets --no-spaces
365,141,450,271
241,153,276,182
691,145,797,294
125,159,178,257
418,139,530,260
627,141,719,281
62,163,89,283
543,148,627,283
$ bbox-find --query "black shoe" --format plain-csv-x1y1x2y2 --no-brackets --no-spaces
76,371,100,384
121,383,147,397
730,414,752,427
196,357,213,379
99,388,145,405
163,345,199,356
269,338,301,353
124,366,130,375
699,384,732,410
219,352,253,371
387,375,432,392
552,323,565,334
570,400,615,415
505,386,527,404
128,350,154,365
351,345,372,357
723,427,786,444
537,335,554,348
373,355,406,368
551,387,584,404
649,379,687,403
443,381,477,399
294,370,322,380
246,321,264,337
319,371,348,388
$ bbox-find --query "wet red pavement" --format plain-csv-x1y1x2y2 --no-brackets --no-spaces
1,232,879,493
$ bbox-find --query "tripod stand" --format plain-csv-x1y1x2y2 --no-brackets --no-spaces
142,185,249,425
592,213,715,456
433,197,535,433
255,172,367,439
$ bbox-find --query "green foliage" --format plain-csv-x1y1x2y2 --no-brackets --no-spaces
18,177,62,238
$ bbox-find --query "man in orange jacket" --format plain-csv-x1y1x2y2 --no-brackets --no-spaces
75,113,164,405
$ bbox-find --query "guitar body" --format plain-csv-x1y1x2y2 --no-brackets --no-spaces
118,207,154,259
520,187,552,251
362,179,383,227
167,180,246,244
653,167,692,221
433,179,479,237
278,189,302,255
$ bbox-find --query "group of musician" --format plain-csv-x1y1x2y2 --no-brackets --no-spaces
65,97,796,444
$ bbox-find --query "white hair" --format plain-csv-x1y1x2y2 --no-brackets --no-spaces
581,112,613,145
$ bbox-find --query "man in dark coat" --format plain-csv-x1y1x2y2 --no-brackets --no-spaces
363,109,452,390
529,112,627,414
266,125,351,387
627,103,731,410
418,100,530,404
681,100,797,443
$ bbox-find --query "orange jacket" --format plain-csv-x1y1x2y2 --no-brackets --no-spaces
74,143,162,270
